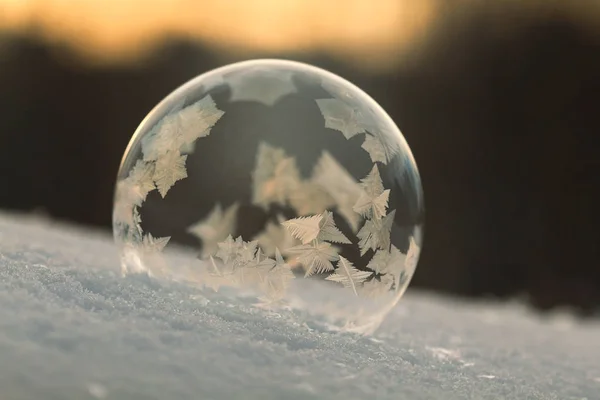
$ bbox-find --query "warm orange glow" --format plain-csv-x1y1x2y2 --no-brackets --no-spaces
1,0,599,71
0,0,437,70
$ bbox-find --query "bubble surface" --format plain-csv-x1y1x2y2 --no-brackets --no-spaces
112,59,424,334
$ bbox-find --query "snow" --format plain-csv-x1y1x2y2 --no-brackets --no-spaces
0,212,598,400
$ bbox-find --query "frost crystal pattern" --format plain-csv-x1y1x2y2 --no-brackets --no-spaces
113,59,424,334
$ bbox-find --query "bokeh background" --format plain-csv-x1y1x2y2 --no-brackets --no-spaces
0,0,598,314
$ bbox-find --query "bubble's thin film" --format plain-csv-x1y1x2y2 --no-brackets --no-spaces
112,59,424,334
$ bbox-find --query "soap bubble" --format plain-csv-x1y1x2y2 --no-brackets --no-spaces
112,59,424,334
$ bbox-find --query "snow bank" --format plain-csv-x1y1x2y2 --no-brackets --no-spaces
0,212,598,399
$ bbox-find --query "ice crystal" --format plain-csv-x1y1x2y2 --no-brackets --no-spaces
141,95,223,161
152,151,188,198
282,211,350,245
288,181,335,216
254,215,299,258
366,246,405,275
311,151,363,232
287,242,340,277
228,68,297,106
258,248,295,303
187,203,240,258
353,165,391,220
325,256,372,296
316,98,366,139
252,142,301,208
202,237,295,301
317,211,351,244
361,131,401,165
281,215,323,245
357,210,396,255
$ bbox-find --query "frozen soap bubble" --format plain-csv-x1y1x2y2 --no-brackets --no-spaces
112,59,424,334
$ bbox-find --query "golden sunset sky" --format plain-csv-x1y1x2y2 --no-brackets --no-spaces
1,0,598,71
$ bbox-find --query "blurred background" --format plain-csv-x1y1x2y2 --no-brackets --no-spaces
0,0,598,314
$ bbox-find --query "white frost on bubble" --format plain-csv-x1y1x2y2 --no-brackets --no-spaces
282,211,350,245
176,94,224,147
281,215,323,245
252,142,301,209
366,246,404,275
252,142,336,216
360,274,394,298
312,151,363,232
113,161,155,227
357,210,395,256
316,98,366,140
288,181,335,216
361,131,401,165
321,78,361,107
152,151,188,198
187,202,239,258
127,160,157,200
403,235,421,278
141,95,223,161
316,211,351,244
254,214,300,258
120,232,171,275
325,256,372,296
286,242,339,277
198,236,295,301
141,233,171,253
258,248,296,304
353,164,390,220
228,68,297,106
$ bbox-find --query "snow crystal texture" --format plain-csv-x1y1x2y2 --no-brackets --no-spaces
0,212,598,400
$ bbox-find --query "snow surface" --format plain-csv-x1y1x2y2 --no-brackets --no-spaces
0,212,599,400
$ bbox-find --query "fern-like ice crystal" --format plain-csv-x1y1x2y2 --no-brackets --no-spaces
357,210,396,255
286,241,340,277
325,256,372,295
153,151,188,198
353,164,390,220
282,211,350,245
